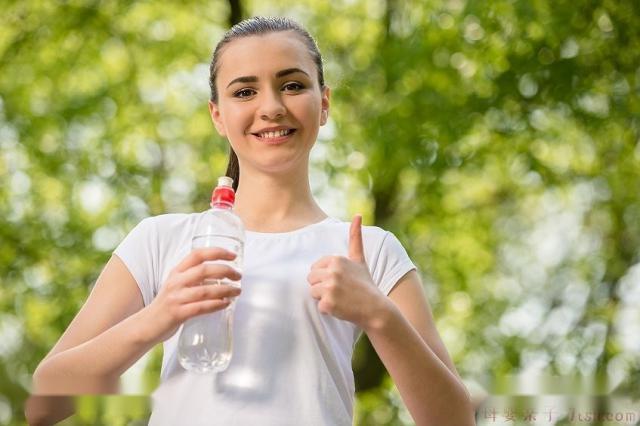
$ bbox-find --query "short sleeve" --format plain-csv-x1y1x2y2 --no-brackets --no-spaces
113,217,158,306
371,232,417,296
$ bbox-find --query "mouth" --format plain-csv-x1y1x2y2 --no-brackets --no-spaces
251,128,297,144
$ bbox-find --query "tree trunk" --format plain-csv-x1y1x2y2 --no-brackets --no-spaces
353,0,402,393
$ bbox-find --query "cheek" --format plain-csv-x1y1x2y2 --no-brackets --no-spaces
223,105,252,133
291,95,322,123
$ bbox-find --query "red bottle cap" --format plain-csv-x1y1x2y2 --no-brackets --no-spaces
211,176,235,208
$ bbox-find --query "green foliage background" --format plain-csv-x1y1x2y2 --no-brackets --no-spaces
1,0,639,424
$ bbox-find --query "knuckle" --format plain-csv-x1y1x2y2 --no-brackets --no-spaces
196,264,208,280
168,305,182,322
323,297,335,310
206,249,219,260
163,281,174,292
197,286,208,299
201,262,214,274
319,299,333,314
204,267,218,281
165,275,179,289
201,263,214,278
166,291,179,304
207,263,225,278
192,250,204,263
214,248,232,260
190,305,202,316
197,303,211,315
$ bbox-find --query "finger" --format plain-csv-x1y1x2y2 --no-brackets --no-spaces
348,214,365,263
177,263,242,288
310,255,334,271
307,268,331,285
309,283,325,300
175,248,237,273
179,284,241,304
317,298,335,315
180,299,232,319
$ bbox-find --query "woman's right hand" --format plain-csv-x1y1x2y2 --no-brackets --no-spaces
143,248,242,343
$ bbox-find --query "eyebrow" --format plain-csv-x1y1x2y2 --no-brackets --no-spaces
225,68,310,88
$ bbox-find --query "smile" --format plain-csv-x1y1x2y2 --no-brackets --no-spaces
251,129,297,144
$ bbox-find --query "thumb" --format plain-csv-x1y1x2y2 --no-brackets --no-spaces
348,214,365,263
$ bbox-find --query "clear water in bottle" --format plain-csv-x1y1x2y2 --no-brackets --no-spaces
178,177,244,374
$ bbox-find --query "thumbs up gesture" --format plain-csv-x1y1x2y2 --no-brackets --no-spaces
307,215,386,330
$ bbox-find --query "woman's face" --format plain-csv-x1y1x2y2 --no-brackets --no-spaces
209,31,330,175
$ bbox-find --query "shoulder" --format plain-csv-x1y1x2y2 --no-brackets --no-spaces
147,212,201,231
134,212,204,234
122,212,201,249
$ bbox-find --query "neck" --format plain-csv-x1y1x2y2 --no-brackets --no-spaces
232,164,327,232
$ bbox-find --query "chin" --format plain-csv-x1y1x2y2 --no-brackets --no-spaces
250,155,310,176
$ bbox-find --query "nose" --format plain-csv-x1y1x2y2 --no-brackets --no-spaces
257,89,286,120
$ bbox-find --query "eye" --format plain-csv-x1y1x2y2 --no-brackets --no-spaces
282,82,304,92
233,88,256,98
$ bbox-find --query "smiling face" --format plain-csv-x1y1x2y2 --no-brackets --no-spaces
209,31,330,176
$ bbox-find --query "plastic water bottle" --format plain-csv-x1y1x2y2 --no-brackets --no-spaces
178,176,244,373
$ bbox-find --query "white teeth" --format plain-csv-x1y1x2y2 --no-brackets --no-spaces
258,129,291,138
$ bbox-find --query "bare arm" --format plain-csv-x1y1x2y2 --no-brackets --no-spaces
26,254,146,425
26,249,241,424
365,270,475,426
308,216,475,425
24,395,76,426
31,254,153,394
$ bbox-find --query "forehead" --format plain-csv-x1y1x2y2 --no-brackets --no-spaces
217,32,315,82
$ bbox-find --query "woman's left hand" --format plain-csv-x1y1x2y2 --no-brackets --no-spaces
307,215,390,330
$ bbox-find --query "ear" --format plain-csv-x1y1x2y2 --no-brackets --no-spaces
208,100,227,137
320,86,330,126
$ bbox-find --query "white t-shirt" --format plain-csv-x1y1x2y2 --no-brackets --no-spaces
114,213,416,426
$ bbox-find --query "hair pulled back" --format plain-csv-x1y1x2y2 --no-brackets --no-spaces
209,16,325,191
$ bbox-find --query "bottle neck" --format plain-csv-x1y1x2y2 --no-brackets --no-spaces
211,186,235,209
211,202,233,210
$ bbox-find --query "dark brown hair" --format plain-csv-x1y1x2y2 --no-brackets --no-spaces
208,16,325,191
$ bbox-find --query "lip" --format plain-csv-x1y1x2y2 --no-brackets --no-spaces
251,126,295,134
251,127,297,145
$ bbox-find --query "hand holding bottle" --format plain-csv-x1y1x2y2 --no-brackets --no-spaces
144,247,242,344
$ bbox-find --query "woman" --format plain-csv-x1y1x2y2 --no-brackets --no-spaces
28,16,474,426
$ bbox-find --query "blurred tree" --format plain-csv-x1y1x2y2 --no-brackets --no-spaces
1,0,639,425
1,1,234,423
